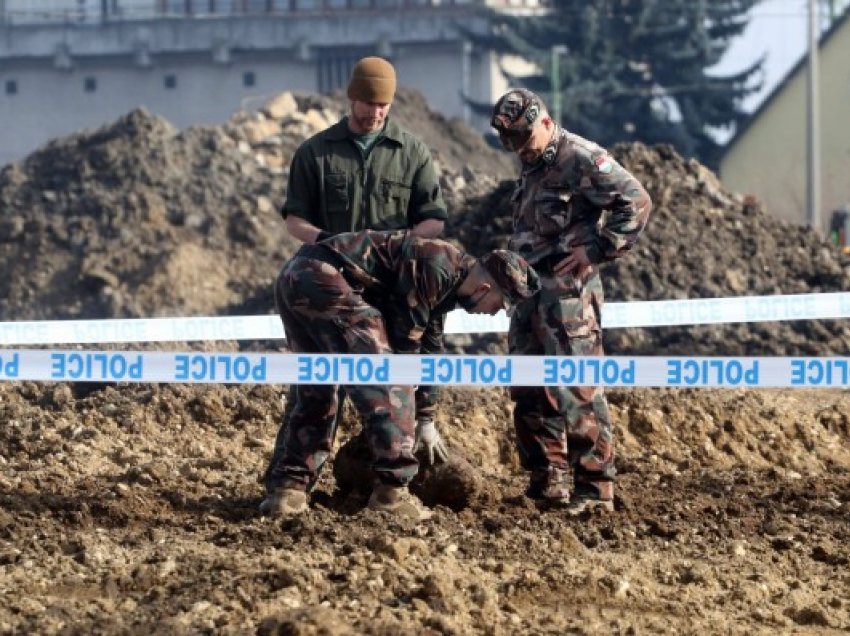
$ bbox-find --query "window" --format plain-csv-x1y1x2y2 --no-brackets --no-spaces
84,77,97,92
163,0,185,14
243,71,256,87
317,48,370,93
5,80,17,95
164,74,177,89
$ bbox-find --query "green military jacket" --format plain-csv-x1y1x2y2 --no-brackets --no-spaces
281,118,447,233
508,127,652,267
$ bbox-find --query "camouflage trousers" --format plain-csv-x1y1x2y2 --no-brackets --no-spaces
262,289,443,493
508,271,615,500
264,256,418,493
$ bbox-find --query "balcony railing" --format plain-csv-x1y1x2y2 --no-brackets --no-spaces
0,0,545,24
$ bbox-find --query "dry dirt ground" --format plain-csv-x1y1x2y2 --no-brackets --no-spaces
2,90,850,635
1,380,849,635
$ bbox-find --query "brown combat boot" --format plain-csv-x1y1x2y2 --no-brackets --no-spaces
525,467,570,504
259,487,309,517
564,497,615,515
564,483,614,515
367,483,433,521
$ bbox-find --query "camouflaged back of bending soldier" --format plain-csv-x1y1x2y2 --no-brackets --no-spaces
399,238,476,307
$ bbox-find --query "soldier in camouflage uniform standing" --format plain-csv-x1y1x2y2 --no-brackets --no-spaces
491,89,652,513
265,56,451,493
260,229,540,519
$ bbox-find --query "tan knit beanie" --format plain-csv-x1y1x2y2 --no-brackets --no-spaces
347,56,396,104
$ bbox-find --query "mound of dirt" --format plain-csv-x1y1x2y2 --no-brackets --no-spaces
0,87,509,323
0,108,296,320
6,87,846,358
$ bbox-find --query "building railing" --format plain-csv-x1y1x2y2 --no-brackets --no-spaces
0,0,545,24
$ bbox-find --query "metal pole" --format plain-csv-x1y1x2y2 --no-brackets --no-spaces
807,0,821,231
461,40,472,124
551,45,567,124
551,46,560,123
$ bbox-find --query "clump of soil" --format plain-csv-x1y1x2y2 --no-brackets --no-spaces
334,431,483,511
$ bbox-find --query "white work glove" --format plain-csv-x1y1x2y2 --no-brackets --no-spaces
413,417,449,465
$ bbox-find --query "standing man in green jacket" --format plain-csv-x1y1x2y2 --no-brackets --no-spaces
262,56,450,499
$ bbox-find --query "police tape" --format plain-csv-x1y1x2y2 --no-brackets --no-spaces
2,291,850,345
1,349,849,388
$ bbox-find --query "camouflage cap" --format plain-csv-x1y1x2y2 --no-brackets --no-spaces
491,88,545,133
491,89,546,151
480,249,541,308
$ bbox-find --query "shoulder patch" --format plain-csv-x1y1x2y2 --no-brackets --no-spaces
594,155,613,174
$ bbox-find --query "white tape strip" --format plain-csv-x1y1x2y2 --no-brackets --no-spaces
0,315,283,346
1,350,849,388
2,292,849,345
603,292,850,329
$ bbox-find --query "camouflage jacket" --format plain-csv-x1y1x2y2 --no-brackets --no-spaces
508,127,652,268
281,118,447,234
310,230,473,352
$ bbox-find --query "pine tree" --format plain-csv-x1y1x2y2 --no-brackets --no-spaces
474,0,763,169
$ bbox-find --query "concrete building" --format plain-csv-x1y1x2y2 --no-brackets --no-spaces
0,0,543,165
719,8,850,234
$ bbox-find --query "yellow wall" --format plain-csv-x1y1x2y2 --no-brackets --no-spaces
720,20,850,230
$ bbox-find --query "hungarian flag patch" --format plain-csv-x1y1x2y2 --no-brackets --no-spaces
594,155,613,174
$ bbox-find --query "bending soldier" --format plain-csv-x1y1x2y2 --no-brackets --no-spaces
261,229,540,520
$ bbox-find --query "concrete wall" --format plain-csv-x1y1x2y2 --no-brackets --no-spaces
720,19,850,230
0,53,316,163
0,6,512,165
819,23,850,227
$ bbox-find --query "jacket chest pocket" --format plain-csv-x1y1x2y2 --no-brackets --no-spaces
533,188,572,237
376,178,411,228
324,173,349,216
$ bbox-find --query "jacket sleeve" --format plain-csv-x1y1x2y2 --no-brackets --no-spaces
280,145,320,224
407,142,448,226
382,294,431,354
576,152,652,264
